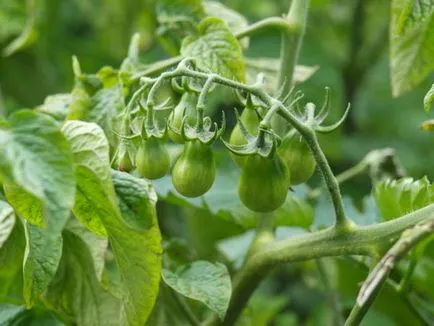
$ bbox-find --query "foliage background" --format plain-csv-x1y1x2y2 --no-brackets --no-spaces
1,0,434,325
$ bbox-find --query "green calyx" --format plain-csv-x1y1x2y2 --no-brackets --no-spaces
171,139,216,198
229,96,261,166
168,91,198,143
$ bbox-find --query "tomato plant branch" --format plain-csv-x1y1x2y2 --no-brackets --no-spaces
212,203,434,326
278,0,309,95
132,61,351,228
345,219,434,326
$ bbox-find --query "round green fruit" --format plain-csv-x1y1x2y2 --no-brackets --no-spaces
136,137,170,179
172,140,215,197
278,131,316,185
238,154,290,212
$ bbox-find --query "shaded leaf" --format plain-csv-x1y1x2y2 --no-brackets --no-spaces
204,1,249,47
0,110,75,306
62,121,109,236
62,121,161,325
181,17,246,81
390,0,434,96
44,231,120,326
162,260,231,320
35,94,72,121
0,200,14,249
0,219,25,303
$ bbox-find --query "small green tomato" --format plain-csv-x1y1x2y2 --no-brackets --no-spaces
171,140,215,197
136,137,170,179
238,154,290,212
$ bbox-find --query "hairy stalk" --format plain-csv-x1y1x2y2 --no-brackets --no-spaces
278,0,309,95
345,219,434,325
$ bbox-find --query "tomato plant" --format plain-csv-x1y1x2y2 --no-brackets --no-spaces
1,1,434,326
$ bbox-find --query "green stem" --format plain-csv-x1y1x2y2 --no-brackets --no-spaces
345,219,434,326
234,17,291,39
309,159,368,199
397,250,417,294
278,0,309,95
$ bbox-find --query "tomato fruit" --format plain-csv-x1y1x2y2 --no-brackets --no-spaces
229,107,259,166
172,140,215,197
136,137,170,179
238,154,290,212
278,131,316,185
168,92,197,143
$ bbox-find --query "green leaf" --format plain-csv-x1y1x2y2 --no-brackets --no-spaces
62,121,161,325
204,1,249,47
0,304,26,324
162,260,231,320
0,219,25,303
65,217,108,280
87,86,123,147
390,0,434,96
2,1,38,57
373,176,434,220
181,17,246,82
35,93,72,121
61,121,110,236
0,200,15,248
156,0,206,54
0,110,75,306
424,84,434,112
44,231,120,326
111,170,157,230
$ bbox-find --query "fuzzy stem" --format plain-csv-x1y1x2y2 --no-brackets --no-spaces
278,0,309,95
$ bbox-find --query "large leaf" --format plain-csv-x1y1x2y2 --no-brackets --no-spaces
62,121,161,325
390,0,434,96
65,217,108,280
0,219,25,304
35,93,72,121
44,231,120,326
204,1,249,47
181,17,246,81
156,0,206,54
0,200,14,248
162,260,231,320
373,176,434,220
61,121,109,236
0,110,75,306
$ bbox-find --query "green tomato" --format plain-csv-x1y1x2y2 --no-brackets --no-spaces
168,92,197,143
238,154,290,212
229,107,259,166
136,137,170,179
278,131,316,185
172,140,215,198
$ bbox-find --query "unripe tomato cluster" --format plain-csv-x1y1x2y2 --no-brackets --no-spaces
114,89,316,213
